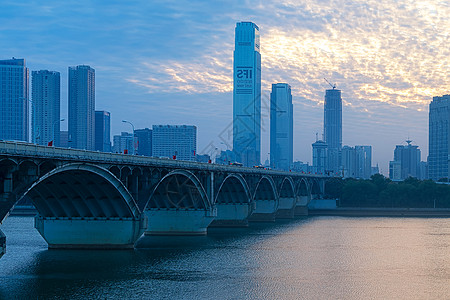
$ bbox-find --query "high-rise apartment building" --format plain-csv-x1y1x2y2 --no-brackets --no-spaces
342,145,372,179
113,132,133,154
389,140,421,180
94,110,111,152
429,95,450,180
152,125,196,161
312,140,328,174
0,58,29,141
270,83,293,171
32,70,61,146
233,22,261,167
324,88,342,173
135,128,152,156
68,65,95,150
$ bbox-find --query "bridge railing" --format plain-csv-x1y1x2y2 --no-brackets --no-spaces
0,140,326,178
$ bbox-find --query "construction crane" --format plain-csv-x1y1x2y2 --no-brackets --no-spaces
324,78,336,89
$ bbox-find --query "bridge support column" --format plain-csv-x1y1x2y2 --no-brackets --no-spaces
248,200,277,222
276,197,296,219
295,195,310,216
0,229,5,259
209,203,252,227
144,209,216,235
34,216,146,249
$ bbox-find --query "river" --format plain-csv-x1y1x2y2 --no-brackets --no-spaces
0,216,449,299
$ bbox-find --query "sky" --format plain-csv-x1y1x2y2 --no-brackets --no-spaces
1,0,449,174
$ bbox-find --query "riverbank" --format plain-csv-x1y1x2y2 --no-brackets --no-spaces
309,207,450,217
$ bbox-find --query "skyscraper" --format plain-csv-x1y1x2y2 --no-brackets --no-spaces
135,128,152,156
270,83,293,171
233,22,261,167
324,87,342,173
342,145,372,178
152,125,196,161
32,70,61,146
0,58,29,141
113,132,133,154
94,110,111,152
312,139,328,174
429,95,450,181
68,65,95,150
389,141,421,180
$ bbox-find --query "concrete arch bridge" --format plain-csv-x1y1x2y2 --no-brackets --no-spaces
0,141,328,258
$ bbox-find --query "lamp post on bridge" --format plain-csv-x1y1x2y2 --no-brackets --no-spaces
51,119,65,146
122,120,135,155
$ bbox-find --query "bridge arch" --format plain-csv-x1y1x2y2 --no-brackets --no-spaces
215,174,252,204
249,175,279,221
296,178,311,206
279,177,295,198
24,163,141,219
145,169,210,210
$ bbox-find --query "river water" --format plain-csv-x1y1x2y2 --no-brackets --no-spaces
0,216,449,299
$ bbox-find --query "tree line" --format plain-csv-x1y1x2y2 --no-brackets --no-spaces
324,174,450,208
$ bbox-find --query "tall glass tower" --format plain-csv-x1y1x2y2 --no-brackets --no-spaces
324,88,342,173
94,110,111,152
32,70,61,146
270,83,293,171
68,65,95,150
0,58,29,142
233,22,261,167
429,95,450,180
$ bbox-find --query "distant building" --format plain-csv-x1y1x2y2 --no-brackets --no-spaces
389,160,402,181
429,95,450,180
233,21,261,167
68,65,95,150
419,161,428,180
152,125,196,161
31,70,61,146
342,145,372,179
324,87,342,174
371,164,380,176
312,140,328,174
113,132,133,154
216,150,237,165
196,154,210,163
270,83,293,171
292,161,311,173
135,128,152,156
60,131,69,148
0,58,29,141
389,140,421,180
94,111,111,152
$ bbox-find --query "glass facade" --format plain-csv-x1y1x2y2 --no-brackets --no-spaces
270,83,293,171
68,65,95,150
428,95,450,180
32,70,60,146
324,88,342,173
95,110,111,152
0,58,29,142
233,22,261,167
152,125,196,161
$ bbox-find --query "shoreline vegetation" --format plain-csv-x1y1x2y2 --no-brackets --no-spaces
324,174,450,209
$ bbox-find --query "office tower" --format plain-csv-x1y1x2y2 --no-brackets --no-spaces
152,125,196,161
389,140,421,180
68,65,95,150
270,83,293,171
312,140,328,174
0,58,29,141
94,110,111,152
31,70,61,146
233,22,261,167
113,132,133,154
60,131,69,148
429,95,450,180
342,145,372,179
324,87,342,173
135,128,152,156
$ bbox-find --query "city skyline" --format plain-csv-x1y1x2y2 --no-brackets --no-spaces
1,1,449,174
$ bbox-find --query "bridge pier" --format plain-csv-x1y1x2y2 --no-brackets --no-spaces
248,199,277,222
144,209,216,235
35,216,146,249
0,229,5,259
209,203,252,227
295,195,310,216
276,197,296,219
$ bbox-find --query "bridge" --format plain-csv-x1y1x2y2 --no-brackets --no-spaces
0,140,328,259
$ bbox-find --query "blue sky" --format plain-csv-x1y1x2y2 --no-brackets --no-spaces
2,0,449,174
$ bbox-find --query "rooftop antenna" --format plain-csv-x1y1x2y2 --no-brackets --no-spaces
324,78,336,89
315,132,318,142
